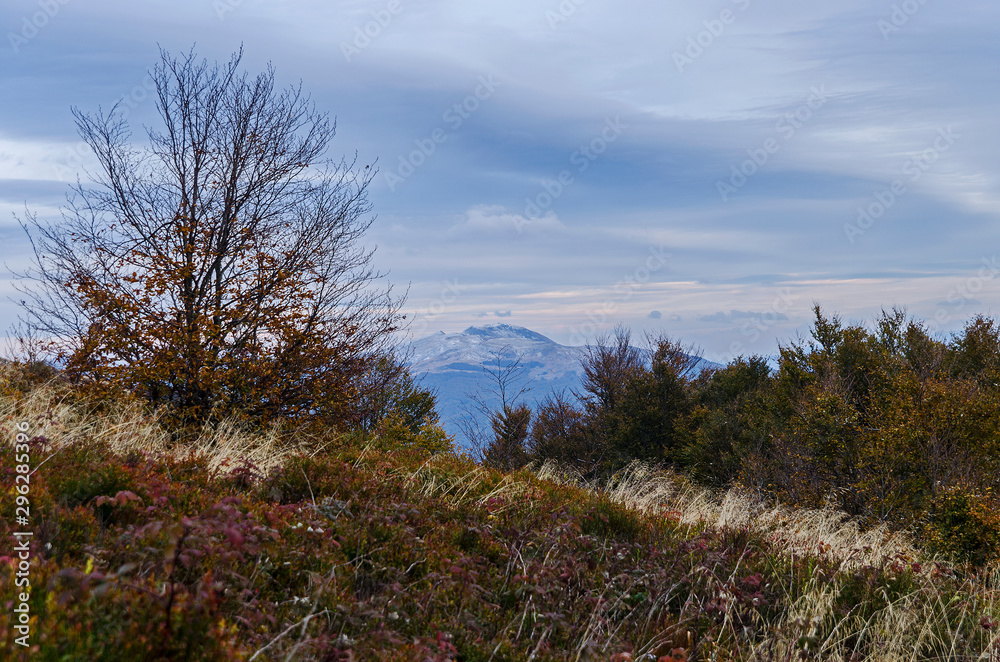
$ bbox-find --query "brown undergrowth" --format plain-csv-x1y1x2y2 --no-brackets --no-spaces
2,366,999,660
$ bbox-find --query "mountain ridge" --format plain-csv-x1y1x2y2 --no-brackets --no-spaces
407,324,720,446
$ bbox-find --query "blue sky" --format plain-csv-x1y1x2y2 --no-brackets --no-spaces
1,0,998,362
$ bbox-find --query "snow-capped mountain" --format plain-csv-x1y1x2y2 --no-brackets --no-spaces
409,324,586,382
406,324,719,447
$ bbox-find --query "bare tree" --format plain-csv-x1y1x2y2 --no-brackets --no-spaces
458,347,532,470
15,47,402,431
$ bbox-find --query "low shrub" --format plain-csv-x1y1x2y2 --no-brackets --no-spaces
925,486,1000,569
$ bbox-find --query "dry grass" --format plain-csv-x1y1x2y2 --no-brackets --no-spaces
538,459,1000,661
742,571,1000,661
7,364,1000,660
537,459,917,568
593,461,917,569
0,364,300,477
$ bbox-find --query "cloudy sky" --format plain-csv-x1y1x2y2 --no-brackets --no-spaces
1,0,998,362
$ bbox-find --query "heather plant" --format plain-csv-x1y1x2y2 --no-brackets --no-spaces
4,365,1000,660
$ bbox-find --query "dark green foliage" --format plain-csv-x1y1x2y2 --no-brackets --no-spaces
750,307,1000,539
2,392,999,660
482,404,531,472
552,328,696,477
607,348,691,465
580,498,647,542
49,446,137,526
523,307,1000,568
926,486,1000,569
355,355,440,435
528,392,603,473
684,355,772,488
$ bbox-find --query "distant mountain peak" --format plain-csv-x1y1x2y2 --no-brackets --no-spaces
460,324,555,344
409,323,723,448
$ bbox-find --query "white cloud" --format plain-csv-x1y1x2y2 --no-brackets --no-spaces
447,204,566,235
2,0,1000,358
0,135,95,183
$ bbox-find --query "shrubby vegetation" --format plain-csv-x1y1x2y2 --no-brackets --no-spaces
3,365,1000,660
7,47,1000,659
483,307,1000,570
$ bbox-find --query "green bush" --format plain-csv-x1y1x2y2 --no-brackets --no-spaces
925,486,1000,569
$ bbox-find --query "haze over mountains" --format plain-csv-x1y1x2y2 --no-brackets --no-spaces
407,324,719,446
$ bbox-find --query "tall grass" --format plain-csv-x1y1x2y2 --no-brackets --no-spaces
591,461,916,567
538,459,1000,660
0,363,298,475
4,364,1000,660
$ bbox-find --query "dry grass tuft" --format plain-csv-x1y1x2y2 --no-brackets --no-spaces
0,363,299,476
7,363,1000,660
536,460,1000,660
567,460,918,569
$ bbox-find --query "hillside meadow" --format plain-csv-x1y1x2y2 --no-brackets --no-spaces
6,42,1000,662
3,364,1000,661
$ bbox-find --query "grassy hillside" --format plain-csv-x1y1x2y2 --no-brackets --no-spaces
2,367,1000,660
